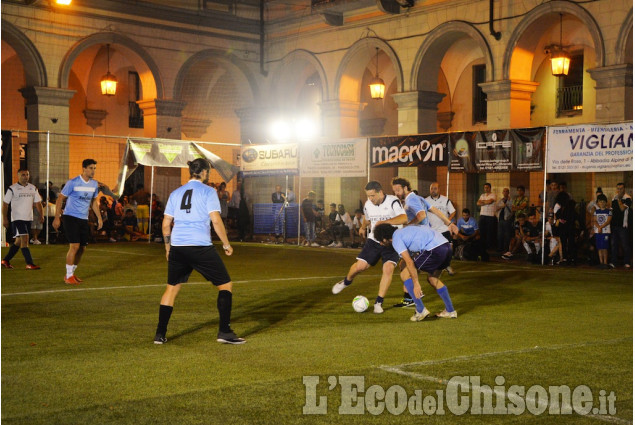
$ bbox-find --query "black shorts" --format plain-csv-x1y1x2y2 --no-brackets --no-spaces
63,215,90,246
168,245,231,286
413,242,453,274
357,238,400,266
9,220,31,238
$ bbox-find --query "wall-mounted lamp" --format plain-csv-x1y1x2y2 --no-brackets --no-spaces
55,0,72,5
546,14,570,77
369,47,385,100
100,44,117,96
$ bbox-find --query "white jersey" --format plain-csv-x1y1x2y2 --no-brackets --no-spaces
4,183,41,221
425,194,455,233
364,194,405,242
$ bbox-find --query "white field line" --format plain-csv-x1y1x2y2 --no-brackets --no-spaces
0,276,344,297
379,338,632,425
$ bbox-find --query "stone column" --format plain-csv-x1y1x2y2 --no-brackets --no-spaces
479,80,539,129
19,86,76,187
137,99,185,140
392,90,445,135
588,64,633,123
319,100,366,139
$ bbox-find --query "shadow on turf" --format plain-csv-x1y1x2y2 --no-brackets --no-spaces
165,287,325,342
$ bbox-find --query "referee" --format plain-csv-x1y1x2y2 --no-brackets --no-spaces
154,158,245,345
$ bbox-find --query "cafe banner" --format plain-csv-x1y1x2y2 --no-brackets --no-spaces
450,128,544,172
300,138,367,177
547,122,633,173
116,138,239,196
240,143,299,176
370,134,448,168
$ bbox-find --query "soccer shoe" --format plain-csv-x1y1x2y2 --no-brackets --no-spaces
310,242,320,247
436,309,458,319
64,275,81,285
334,242,343,248
30,239,42,245
446,266,455,276
217,331,246,345
393,298,415,308
327,241,337,247
373,303,384,314
25,264,41,270
1,260,14,269
154,333,167,345
74,276,84,283
410,307,430,322
331,279,348,294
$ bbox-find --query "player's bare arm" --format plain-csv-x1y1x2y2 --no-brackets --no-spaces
162,214,173,260
52,193,67,230
210,211,232,256
91,198,103,230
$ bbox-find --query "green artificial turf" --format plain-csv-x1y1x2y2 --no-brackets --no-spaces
1,243,632,424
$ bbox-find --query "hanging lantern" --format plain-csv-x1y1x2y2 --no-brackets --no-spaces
100,44,117,96
369,47,385,99
550,14,570,77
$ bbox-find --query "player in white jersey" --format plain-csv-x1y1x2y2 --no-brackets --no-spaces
390,178,458,307
2,169,43,269
331,181,407,314
154,158,244,345
425,182,457,275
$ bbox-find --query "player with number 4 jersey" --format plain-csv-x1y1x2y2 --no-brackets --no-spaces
154,158,245,345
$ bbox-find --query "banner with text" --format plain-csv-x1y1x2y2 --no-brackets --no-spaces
300,138,367,177
449,128,544,172
370,134,447,168
547,123,633,173
240,143,299,176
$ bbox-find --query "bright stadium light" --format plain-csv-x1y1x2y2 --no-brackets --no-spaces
293,117,318,142
269,119,291,143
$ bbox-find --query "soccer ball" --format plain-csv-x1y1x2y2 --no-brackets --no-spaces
352,295,369,313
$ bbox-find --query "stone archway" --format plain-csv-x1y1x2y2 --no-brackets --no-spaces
1,19,47,87
616,8,633,64
269,49,328,107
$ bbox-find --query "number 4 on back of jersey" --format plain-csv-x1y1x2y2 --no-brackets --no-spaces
181,189,193,213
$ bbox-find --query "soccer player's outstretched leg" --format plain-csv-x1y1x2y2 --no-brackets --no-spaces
374,223,457,321
154,158,245,345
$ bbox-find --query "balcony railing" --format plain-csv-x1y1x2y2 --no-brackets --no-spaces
557,85,583,116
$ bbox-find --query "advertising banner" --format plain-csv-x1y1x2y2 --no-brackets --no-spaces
240,143,299,176
547,123,633,173
511,127,545,171
300,138,367,177
370,134,447,168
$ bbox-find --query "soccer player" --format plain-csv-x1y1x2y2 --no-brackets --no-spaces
52,159,102,284
331,181,406,314
390,178,458,307
154,158,244,345
374,223,457,321
2,168,43,270
425,181,457,276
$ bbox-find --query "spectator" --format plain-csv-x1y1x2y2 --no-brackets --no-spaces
495,187,514,252
545,212,563,265
522,212,542,263
554,193,578,266
30,189,46,245
326,203,348,248
511,185,529,220
609,182,631,269
546,180,560,212
228,183,242,229
217,183,230,227
237,182,251,242
476,182,497,250
339,204,354,245
455,208,489,261
301,191,319,246
586,187,604,215
131,184,150,234
593,194,612,269
502,213,528,260
352,208,364,246
272,184,287,241
314,200,325,232
118,209,148,241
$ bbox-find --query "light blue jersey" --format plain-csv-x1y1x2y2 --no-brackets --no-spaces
457,216,478,236
404,192,431,226
164,180,220,246
391,225,448,256
61,176,99,220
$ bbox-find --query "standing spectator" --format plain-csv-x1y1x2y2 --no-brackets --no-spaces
30,189,45,245
554,192,578,266
301,191,318,246
52,159,103,284
495,187,514,252
593,194,612,268
545,212,563,265
154,158,244,345
271,184,287,241
2,168,43,269
425,181,457,275
228,182,242,229
476,182,497,250
131,184,150,234
609,182,632,269
314,200,325,232
511,186,529,220
546,180,560,212
217,182,230,227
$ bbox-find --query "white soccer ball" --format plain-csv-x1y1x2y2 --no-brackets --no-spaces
352,295,369,313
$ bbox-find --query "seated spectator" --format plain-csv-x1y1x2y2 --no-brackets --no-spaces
502,213,527,260
339,204,354,245
117,209,149,241
325,203,349,247
522,212,543,263
545,212,563,264
314,200,325,232
454,208,489,261
352,209,364,246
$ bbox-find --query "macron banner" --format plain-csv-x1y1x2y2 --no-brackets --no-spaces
240,143,299,176
370,134,447,168
547,123,633,173
300,139,367,177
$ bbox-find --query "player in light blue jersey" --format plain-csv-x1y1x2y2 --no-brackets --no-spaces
154,158,244,345
53,159,102,285
388,177,458,308
374,223,457,321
